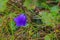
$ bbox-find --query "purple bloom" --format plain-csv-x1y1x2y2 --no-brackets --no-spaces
14,14,27,27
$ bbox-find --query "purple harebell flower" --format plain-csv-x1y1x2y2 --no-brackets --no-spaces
14,14,27,27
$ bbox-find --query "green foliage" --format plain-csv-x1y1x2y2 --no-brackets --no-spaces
0,0,60,40
45,35,50,40
23,0,48,10
8,13,17,34
10,35,15,40
0,18,3,24
50,6,59,13
24,0,33,10
45,33,56,40
0,0,8,12
56,0,60,2
40,6,59,27
33,0,41,7
41,2,50,9
9,20,16,31
40,12,53,26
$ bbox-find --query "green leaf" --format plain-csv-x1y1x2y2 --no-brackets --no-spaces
0,18,3,26
0,0,8,12
40,11,58,27
41,12,52,26
9,19,17,35
41,2,50,9
45,33,56,40
45,35,50,40
9,20,17,31
0,18,3,24
50,6,59,13
33,0,41,7
10,35,15,40
24,0,32,10
56,0,60,2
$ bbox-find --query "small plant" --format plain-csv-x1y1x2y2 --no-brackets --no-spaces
45,33,56,40
40,6,59,27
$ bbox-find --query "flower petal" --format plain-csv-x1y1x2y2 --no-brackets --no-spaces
14,14,27,27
